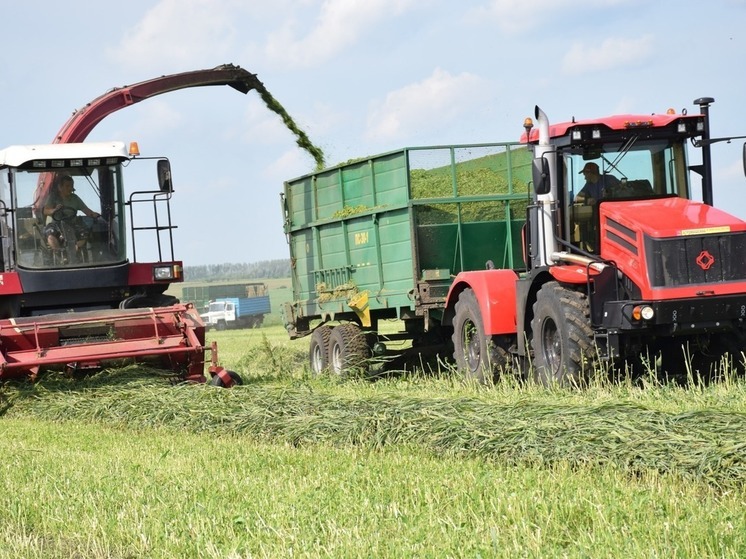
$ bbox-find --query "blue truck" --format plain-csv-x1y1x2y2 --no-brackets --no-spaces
199,285,271,330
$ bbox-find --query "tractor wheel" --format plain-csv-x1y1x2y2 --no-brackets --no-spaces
452,288,508,383
309,325,332,375
209,369,243,388
329,323,371,377
530,282,595,386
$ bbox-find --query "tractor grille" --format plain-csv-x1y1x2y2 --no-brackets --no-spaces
645,232,746,288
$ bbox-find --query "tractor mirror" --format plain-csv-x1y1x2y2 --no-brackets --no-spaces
532,157,550,195
157,159,173,193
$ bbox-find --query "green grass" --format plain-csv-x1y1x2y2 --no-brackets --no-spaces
0,419,743,558
1,325,746,557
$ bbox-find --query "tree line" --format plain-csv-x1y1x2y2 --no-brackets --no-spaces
184,259,290,282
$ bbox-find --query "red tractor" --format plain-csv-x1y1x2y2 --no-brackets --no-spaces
448,97,746,383
0,64,263,385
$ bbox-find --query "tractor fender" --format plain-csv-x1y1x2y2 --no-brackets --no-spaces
444,269,519,335
548,263,601,284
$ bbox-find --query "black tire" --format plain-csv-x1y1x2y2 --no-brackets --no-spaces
309,325,332,375
329,323,371,377
452,288,508,383
119,293,178,309
530,282,595,386
209,370,243,388
216,320,227,331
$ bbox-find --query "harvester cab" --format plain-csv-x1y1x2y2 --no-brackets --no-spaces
0,140,235,385
1,140,180,316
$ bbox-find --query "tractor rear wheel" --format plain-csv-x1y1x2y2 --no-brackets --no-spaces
309,325,332,375
329,323,371,377
531,282,595,386
452,288,508,383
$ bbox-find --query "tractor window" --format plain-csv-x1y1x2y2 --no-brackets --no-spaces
565,140,689,252
12,166,127,269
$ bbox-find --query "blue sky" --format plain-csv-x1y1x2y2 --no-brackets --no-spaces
2,0,745,265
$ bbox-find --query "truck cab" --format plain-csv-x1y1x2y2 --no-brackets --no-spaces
201,300,235,330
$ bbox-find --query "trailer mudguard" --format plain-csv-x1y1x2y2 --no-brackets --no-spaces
445,269,519,335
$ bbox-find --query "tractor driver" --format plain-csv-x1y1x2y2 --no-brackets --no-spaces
574,162,621,204
43,175,100,251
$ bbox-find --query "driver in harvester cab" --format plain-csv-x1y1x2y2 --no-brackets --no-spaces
42,174,100,252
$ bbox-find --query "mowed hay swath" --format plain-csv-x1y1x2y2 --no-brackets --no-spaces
6,374,746,490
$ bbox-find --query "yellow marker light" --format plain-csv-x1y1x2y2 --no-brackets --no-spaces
666,108,676,115
523,117,534,128
129,141,140,157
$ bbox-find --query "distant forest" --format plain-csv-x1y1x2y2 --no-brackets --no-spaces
184,259,291,282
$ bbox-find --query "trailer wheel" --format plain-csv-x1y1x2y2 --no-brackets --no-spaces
329,323,371,377
309,325,332,375
530,282,594,386
209,369,243,388
452,288,508,383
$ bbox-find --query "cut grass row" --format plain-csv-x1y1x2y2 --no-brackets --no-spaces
5,368,746,491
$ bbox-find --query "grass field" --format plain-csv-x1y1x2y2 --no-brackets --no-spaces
1,324,745,558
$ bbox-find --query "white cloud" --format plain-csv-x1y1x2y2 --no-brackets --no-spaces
263,149,311,182
265,0,420,67
107,0,237,70
561,35,654,75
365,68,490,143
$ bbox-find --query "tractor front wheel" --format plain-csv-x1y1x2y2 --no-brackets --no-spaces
530,282,594,386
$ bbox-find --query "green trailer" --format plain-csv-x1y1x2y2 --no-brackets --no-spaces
281,142,532,373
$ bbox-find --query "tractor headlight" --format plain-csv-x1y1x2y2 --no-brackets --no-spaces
632,305,655,322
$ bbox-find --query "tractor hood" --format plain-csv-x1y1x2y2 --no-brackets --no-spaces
599,196,746,299
601,196,746,238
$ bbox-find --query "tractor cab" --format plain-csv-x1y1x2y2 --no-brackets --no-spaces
561,132,693,253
